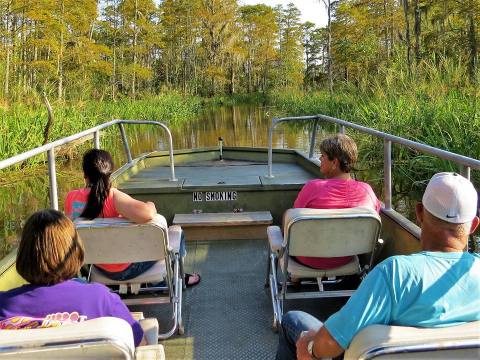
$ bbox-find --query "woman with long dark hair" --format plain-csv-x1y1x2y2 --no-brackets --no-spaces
65,149,200,285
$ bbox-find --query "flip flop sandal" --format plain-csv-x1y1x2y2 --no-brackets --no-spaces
185,273,201,288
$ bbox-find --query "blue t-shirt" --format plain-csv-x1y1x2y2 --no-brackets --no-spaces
0,279,143,346
325,251,480,349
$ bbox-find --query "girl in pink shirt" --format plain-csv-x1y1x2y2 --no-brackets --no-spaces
64,149,158,276
65,149,200,285
293,134,381,269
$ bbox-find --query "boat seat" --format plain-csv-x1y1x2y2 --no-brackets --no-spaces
267,207,382,331
344,321,480,359
89,224,182,290
0,317,165,359
75,215,184,338
90,260,167,285
280,253,361,278
173,211,273,240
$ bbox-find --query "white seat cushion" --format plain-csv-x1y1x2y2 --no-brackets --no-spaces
91,261,166,285
0,317,134,359
281,255,361,278
345,321,480,360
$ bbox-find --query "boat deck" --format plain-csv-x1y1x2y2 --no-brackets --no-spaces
116,154,318,225
119,159,315,191
131,239,349,360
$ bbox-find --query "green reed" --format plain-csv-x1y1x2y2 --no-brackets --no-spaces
0,93,202,166
268,56,480,209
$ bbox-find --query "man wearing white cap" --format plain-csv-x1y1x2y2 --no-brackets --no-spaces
276,172,480,360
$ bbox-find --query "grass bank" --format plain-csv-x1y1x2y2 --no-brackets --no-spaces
267,60,480,205
0,93,202,164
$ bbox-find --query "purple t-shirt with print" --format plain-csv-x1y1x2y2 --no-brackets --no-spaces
0,279,143,346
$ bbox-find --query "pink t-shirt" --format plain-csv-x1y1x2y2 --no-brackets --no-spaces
65,188,120,219
293,178,381,269
64,188,128,273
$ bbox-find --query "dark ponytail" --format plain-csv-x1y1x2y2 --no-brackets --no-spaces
80,149,114,219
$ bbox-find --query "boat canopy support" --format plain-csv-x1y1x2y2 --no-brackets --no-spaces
0,119,177,210
267,114,480,210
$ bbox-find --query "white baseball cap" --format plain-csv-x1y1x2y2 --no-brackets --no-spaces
422,172,478,224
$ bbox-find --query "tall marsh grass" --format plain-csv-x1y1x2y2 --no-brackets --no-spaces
268,56,480,206
0,93,202,165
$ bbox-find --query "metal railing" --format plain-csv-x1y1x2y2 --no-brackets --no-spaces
0,120,177,210
267,114,480,210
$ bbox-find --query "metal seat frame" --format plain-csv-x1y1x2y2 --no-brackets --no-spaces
267,207,382,331
76,215,184,338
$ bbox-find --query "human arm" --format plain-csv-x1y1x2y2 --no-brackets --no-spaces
298,261,393,357
293,182,313,208
363,182,381,213
112,188,157,223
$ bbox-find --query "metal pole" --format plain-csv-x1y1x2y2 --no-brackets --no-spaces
340,125,345,134
267,120,275,178
308,119,319,159
460,166,471,180
118,123,133,164
384,140,392,210
163,126,177,181
47,148,58,210
218,137,224,161
93,130,100,149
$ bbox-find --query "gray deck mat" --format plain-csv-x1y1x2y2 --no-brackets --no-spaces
130,239,349,359
132,239,277,359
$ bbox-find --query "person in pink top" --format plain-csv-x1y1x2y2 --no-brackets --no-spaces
65,149,200,286
293,134,381,269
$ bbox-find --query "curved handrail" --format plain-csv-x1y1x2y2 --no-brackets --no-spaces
0,119,177,210
267,114,480,210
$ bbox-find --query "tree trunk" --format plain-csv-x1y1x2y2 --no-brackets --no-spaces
467,11,477,83
403,0,412,73
4,3,11,98
132,0,138,99
322,0,333,95
112,46,117,100
57,0,65,100
22,9,27,93
229,58,235,94
42,93,54,145
413,0,421,63
33,20,37,87
5,41,10,98
383,0,389,58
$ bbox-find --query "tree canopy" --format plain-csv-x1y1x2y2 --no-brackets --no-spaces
0,0,478,101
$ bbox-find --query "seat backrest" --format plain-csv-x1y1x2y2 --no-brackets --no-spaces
344,321,480,360
76,214,169,264
0,317,135,359
284,207,381,257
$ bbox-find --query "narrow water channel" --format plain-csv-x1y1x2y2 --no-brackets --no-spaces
0,104,420,259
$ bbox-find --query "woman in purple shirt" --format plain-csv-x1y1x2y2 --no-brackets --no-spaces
0,209,144,346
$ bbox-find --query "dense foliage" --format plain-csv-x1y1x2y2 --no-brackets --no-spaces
1,0,477,101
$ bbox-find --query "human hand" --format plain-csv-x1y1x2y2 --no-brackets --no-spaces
296,330,317,360
146,201,157,212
